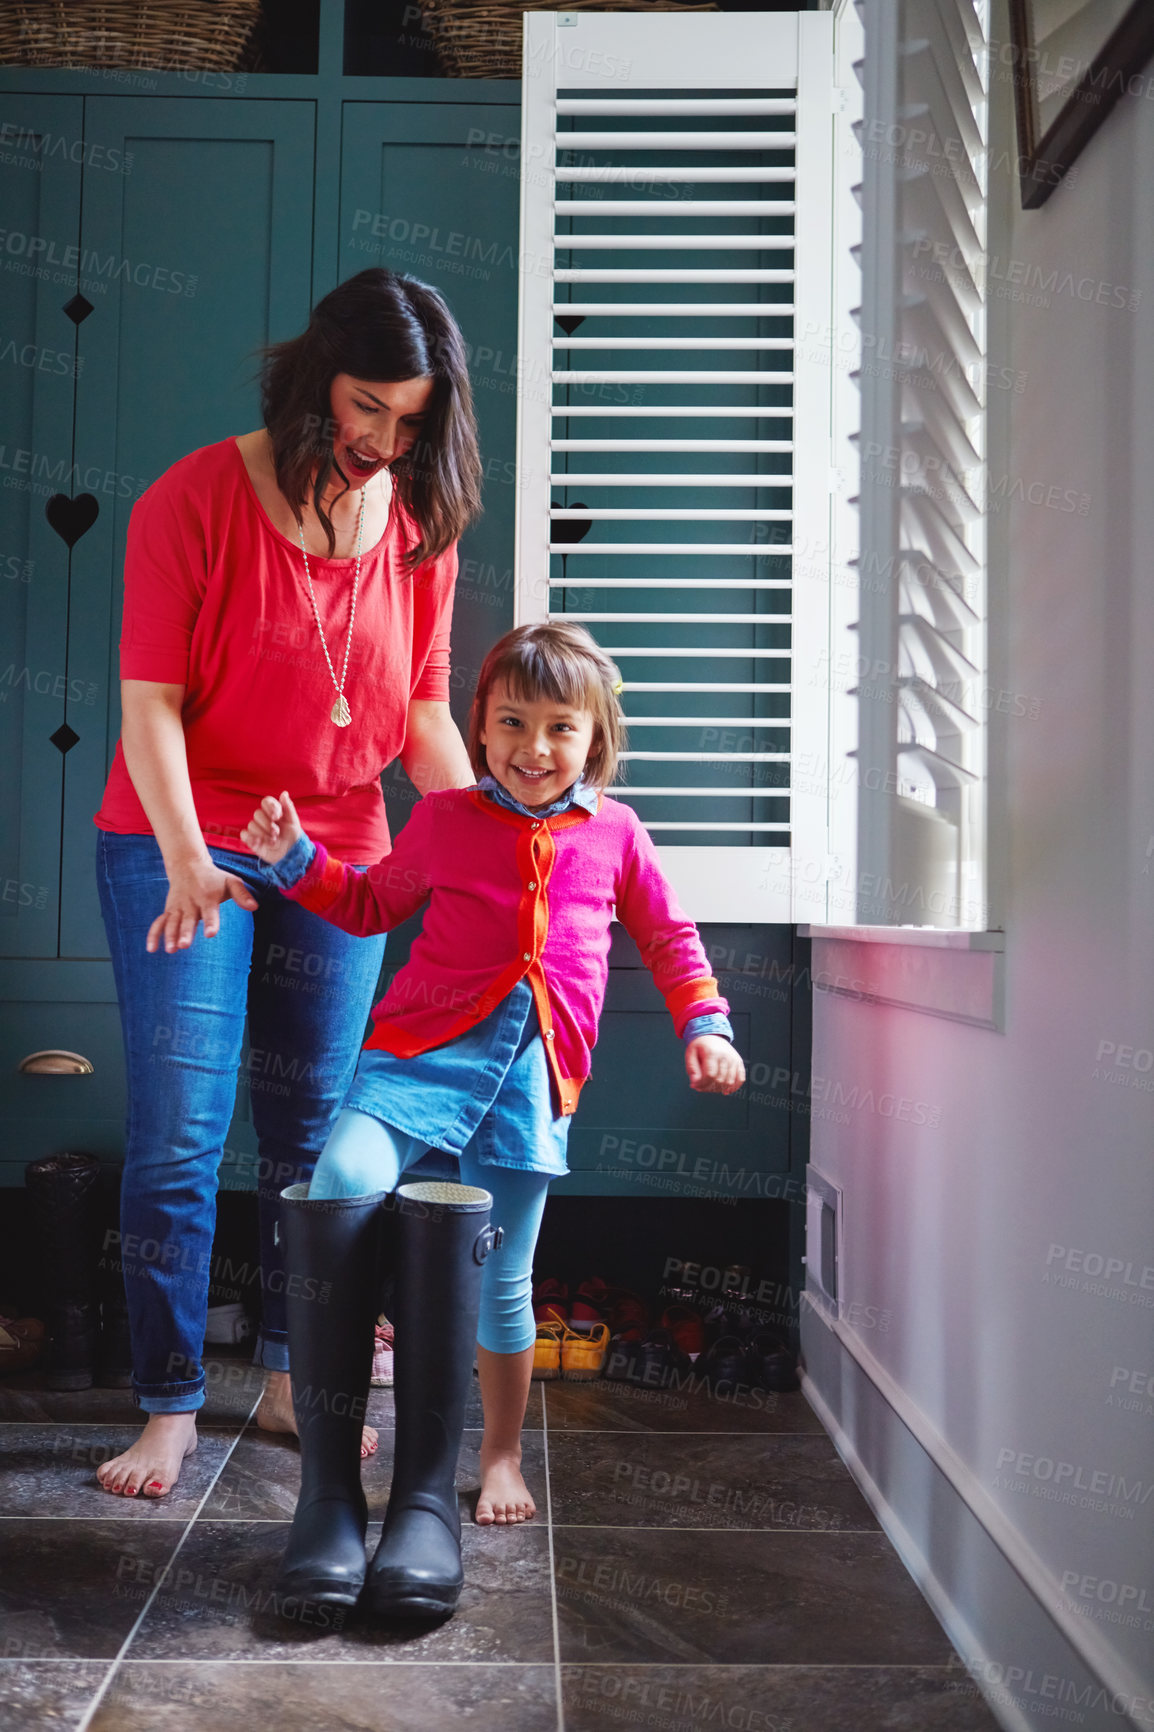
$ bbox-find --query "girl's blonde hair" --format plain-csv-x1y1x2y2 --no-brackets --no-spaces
468,620,625,790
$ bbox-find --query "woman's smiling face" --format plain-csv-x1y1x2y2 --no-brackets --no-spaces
327,372,434,487
480,681,597,809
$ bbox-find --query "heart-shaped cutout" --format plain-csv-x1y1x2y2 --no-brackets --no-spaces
550,501,591,545
45,493,99,548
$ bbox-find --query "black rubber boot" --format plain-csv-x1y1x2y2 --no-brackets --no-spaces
366,1180,499,1622
24,1152,102,1391
274,1183,389,1613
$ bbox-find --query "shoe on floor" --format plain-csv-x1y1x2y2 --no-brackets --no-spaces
370,1315,394,1387
746,1327,800,1392
570,1276,612,1333
562,1322,610,1381
0,1315,44,1375
532,1319,564,1380
204,1302,251,1345
698,1332,752,1392
623,1326,692,1389
532,1278,570,1327
606,1286,650,1338
603,1332,644,1383
660,1303,704,1357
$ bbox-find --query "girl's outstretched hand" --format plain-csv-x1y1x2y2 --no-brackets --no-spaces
240,790,304,865
685,1035,746,1095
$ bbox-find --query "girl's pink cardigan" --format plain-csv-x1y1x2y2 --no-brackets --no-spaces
281,788,727,1116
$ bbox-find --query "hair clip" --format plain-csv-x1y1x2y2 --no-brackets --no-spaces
612,678,624,695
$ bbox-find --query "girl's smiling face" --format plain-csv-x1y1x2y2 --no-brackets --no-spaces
480,681,597,809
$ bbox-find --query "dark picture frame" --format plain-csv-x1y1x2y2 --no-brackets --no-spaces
1008,0,1154,208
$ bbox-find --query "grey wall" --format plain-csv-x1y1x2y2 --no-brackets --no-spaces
802,16,1154,1731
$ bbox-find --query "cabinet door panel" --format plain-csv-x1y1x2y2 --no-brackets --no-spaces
0,96,84,957
340,104,521,835
61,98,316,956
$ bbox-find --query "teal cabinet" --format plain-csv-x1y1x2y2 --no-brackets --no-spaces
0,96,84,959
63,98,317,956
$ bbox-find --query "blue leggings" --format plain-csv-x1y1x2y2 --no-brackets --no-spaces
309,1109,550,1355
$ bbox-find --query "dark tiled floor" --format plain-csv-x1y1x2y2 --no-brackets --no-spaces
0,1349,1001,1730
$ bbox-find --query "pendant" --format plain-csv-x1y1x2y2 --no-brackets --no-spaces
331,694,352,727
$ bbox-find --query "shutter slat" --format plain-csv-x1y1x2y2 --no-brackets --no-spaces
555,200,793,216
550,543,791,555
900,490,979,575
552,337,793,349
551,508,790,521
551,473,792,486
555,270,793,283
556,234,796,250
551,440,792,451
622,717,788,727
899,612,980,679
603,647,790,659
559,130,797,149
897,674,979,731
552,302,795,315
567,612,787,623
549,578,792,589
553,407,792,418
558,166,796,182
558,99,796,116
896,741,978,787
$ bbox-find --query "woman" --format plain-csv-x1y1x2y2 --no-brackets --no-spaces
92,268,481,1498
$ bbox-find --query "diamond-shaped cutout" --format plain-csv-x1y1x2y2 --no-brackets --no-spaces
50,723,79,755
554,313,584,336
63,293,94,325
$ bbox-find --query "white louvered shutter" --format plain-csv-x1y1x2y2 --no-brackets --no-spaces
515,11,835,922
852,0,989,927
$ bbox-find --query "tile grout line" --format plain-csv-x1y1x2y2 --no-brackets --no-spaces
540,1384,565,1732
72,1387,265,1732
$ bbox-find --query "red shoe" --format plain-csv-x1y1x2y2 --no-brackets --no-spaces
570,1276,612,1333
533,1278,570,1327
661,1304,705,1358
607,1287,650,1340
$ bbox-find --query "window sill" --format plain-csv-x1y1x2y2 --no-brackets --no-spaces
798,925,1004,952
798,928,1005,1030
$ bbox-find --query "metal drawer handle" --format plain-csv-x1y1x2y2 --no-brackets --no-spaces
18,1050,94,1075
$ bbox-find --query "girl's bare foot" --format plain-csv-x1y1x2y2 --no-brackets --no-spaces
476,1447,535,1525
96,1413,198,1498
255,1368,378,1458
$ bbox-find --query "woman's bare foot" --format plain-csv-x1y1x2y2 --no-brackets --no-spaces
96,1413,198,1498
476,1447,535,1525
255,1369,378,1458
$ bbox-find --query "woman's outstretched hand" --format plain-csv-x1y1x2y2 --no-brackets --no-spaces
240,790,304,866
145,860,259,954
685,1035,746,1095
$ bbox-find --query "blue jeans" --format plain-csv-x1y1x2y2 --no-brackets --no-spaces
96,831,385,1413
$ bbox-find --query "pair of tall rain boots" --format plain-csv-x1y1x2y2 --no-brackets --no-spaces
275,1179,500,1622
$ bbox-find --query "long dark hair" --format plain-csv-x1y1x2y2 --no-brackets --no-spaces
260,268,481,563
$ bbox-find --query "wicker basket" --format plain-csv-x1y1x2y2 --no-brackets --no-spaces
421,0,719,80
0,0,262,70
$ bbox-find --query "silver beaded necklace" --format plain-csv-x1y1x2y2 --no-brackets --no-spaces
297,489,365,728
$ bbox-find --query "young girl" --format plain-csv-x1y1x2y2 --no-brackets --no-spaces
241,620,744,1619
